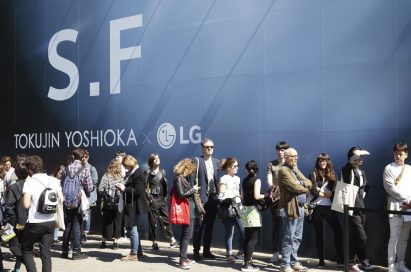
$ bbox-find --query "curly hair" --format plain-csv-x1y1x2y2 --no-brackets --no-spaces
173,158,196,177
107,159,122,179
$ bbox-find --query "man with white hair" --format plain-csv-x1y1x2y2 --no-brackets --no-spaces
278,148,312,272
341,147,374,272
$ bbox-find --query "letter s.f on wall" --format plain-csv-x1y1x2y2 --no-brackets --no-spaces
47,29,79,101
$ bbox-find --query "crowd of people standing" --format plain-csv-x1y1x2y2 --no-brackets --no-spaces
0,139,410,272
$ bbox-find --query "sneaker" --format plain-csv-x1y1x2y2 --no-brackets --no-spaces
398,261,411,272
280,267,294,272
137,252,144,258
291,262,308,271
388,264,395,272
236,252,244,260
317,261,325,268
99,242,106,249
186,258,196,265
350,264,364,272
360,259,375,270
170,239,179,248
121,253,138,261
60,253,69,259
72,252,88,260
241,264,260,272
271,251,280,263
203,251,216,259
192,253,202,261
152,243,159,251
112,243,118,250
178,259,191,270
227,255,236,263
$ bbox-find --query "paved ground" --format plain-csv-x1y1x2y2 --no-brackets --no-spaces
1,235,386,272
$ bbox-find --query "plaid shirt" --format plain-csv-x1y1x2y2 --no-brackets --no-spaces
66,160,92,192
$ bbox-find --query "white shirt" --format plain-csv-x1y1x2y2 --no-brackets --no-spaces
218,174,241,199
23,173,61,223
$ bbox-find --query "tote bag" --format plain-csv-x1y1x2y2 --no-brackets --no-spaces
169,189,190,225
331,171,359,216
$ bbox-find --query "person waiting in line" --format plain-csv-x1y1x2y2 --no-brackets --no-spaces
341,147,374,272
171,158,200,270
81,149,98,243
278,148,311,272
241,160,268,272
51,164,66,245
98,159,124,249
3,158,28,272
266,140,289,263
192,138,221,261
383,143,411,272
146,153,178,250
1,156,17,190
22,155,63,272
218,157,245,263
115,155,149,261
308,153,343,268
61,148,91,260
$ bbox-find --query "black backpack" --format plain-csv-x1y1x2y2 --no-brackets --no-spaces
36,178,58,214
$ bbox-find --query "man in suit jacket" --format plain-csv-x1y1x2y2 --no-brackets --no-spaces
192,138,220,261
278,148,311,272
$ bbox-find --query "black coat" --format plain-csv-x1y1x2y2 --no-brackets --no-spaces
123,168,150,228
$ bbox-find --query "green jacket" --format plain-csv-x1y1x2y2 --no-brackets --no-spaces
278,165,312,219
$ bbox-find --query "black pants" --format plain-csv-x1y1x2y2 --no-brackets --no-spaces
179,222,194,260
193,197,218,254
312,205,343,263
21,221,55,272
349,213,368,264
271,210,282,253
102,209,123,240
148,196,174,242
244,227,260,266
8,228,24,269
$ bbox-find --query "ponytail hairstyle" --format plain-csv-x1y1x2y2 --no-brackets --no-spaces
245,160,259,176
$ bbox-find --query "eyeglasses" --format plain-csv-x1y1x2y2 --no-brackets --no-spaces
203,146,214,149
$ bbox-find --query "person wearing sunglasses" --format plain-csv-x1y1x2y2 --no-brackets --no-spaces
192,138,221,261
341,147,374,272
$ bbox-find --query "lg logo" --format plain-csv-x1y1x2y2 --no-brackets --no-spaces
157,123,201,149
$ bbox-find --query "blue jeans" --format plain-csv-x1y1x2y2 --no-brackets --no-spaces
62,208,83,253
280,207,304,268
129,213,147,254
222,217,245,256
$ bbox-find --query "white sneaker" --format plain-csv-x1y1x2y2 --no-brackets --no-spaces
388,264,395,272
398,261,411,272
271,252,280,263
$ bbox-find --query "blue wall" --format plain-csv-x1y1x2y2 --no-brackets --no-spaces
1,0,411,265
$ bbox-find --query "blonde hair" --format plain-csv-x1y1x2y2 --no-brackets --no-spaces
122,155,138,169
173,158,196,177
107,159,122,179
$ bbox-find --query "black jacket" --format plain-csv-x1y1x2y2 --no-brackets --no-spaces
3,179,28,226
341,163,369,209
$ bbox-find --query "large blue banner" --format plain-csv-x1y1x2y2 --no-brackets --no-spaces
1,0,411,264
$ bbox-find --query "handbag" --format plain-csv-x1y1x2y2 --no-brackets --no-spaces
55,193,65,230
194,157,206,215
218,196,242,218
169,188,190,225
331,171,359,216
